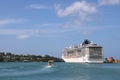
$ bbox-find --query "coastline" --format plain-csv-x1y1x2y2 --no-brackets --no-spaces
0,52,64,62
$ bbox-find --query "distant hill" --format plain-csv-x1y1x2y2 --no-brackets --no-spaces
0,52,64,62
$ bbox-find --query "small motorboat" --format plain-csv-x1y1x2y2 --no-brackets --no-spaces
48,60,54,67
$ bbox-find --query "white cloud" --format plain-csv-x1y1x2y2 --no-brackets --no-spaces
99,0,120,5
17,34,30,39
55,1,97,27
55,1,97,17
80,30,94,35
0,28,75,38
29,4,50,9
41,23,61,27
55,0,120,30
0,18,27,25
0,29,47,39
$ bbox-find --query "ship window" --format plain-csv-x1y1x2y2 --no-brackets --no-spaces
67,50,74,54
77,49,81,52
89,47,102,56
89,47,102,59
89,56,102,59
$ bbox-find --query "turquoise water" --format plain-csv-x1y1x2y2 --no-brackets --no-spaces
0,62,120,80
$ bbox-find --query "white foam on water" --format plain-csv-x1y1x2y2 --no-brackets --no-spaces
0,65,56,77
45,65,54,68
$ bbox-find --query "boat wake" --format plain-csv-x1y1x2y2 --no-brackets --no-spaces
45,65,54,68
0,65,56,77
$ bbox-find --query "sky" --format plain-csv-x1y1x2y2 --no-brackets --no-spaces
0,0,120,58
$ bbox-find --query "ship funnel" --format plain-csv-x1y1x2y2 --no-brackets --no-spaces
82,39,91,45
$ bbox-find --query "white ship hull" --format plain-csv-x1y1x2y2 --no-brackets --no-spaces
62,57,104,63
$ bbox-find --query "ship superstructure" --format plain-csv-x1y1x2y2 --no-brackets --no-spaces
62,39,104,63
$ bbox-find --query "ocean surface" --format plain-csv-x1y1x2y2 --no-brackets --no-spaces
0,62,120,80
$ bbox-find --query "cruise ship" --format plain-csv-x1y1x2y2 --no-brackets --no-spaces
62,39,104,63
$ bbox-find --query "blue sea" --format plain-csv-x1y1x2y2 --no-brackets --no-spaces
0,62,120,80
